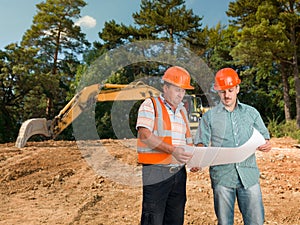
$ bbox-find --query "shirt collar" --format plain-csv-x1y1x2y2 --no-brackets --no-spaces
159,94,184,112
216,99,243,112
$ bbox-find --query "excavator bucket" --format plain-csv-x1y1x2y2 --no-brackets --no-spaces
15,118,51,148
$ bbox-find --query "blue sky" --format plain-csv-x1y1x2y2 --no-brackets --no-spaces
0,0,231,49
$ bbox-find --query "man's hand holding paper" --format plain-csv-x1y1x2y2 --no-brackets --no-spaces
184,128,266,169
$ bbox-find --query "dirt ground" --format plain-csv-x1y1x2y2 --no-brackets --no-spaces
0,136,299,225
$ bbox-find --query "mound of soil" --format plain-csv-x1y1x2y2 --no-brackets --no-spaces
0,137,299,225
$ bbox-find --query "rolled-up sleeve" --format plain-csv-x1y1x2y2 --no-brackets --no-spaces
136,98,155,132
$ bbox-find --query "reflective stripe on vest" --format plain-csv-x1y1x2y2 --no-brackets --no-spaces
137,97,193,164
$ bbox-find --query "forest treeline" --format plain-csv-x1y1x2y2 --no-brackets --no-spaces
1,0,300,143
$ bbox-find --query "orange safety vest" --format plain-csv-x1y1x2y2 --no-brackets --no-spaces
137,97,193,164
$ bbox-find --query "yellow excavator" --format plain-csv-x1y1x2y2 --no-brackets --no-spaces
182,94,210,129
15,81,208,148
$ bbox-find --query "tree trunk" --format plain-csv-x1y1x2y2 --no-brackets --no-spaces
280,62,292,121
288,0,300,128
46,27,61,120
292,54,300,128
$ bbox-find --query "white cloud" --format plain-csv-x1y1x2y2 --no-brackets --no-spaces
75,15,97,29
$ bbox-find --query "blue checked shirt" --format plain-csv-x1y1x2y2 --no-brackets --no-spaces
194,100,270,188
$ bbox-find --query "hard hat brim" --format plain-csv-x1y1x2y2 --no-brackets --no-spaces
163,79,194,90
181,84,194,90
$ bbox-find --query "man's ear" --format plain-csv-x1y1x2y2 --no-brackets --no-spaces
236,85,240,94
163,84,167,93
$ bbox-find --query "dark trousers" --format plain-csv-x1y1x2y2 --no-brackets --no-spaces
141,165,187,225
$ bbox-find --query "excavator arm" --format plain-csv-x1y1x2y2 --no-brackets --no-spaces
15,82,160,148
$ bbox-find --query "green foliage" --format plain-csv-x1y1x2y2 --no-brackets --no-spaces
228,0,300,127
268,119,300,143
0,0,91,142
94,100,143,139
99,0,204,48
0,111,15,143
239,86,284,124
21,0,90,119
267,116,284,138
0,44,40,143
95,102,115,139
22,0,90,53
204,25,236,69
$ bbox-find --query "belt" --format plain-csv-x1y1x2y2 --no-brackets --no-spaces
168,166,182,173
143,164,184,173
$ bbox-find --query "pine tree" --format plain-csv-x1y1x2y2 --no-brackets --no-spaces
21,0,90,119
228,0,300,127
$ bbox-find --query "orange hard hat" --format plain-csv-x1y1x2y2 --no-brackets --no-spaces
162,66,194,90
214,68,241,90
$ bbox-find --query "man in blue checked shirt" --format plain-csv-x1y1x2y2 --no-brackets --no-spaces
194,68,272,225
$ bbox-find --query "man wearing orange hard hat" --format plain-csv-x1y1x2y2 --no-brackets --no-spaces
136,66,194,225
195,68,272,225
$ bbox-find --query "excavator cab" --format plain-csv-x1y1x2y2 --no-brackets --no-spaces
182,95,202,129
182,94,211,129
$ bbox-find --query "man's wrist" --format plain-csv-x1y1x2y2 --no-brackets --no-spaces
168,145,175,154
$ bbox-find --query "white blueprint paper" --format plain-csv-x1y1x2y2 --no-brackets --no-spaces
184,128,266,168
